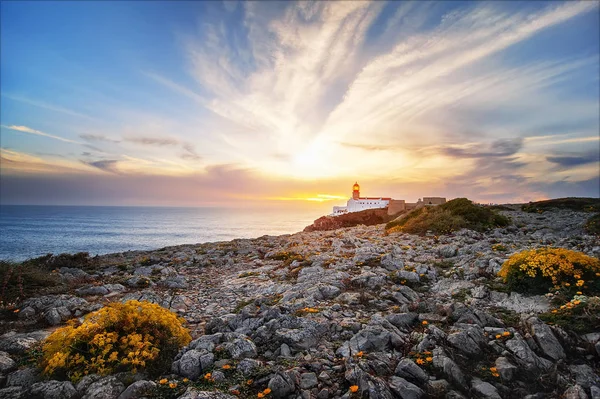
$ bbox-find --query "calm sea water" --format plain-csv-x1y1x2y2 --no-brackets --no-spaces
0,205,324,262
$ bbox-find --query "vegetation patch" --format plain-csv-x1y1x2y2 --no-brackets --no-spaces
24,252,99,271
386,198,510,235
521,197,600,213
0,261,62,304
540,295,600,334
498,247,600,295
584,213,600,236
40,300,191,382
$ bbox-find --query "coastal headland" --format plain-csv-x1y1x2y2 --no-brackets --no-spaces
0,199,599,399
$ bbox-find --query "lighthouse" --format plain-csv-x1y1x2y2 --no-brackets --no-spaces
352,182,360,200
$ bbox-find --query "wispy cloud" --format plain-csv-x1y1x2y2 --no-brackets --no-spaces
83,159,121,174
80,133,121,143
124,136,179,146
2,125,81,144
1,94,96,120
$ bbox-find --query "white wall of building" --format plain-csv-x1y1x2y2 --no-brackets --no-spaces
347,198,389,212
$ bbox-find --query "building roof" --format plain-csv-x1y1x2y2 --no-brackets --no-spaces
358,197,392,200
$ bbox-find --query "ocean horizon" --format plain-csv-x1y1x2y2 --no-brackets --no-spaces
0,205,325,262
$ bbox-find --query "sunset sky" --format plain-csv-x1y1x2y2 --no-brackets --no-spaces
1,1,599,207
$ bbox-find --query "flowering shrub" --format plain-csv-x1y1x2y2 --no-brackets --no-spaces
498,247,600,295
540,295,600,334
40,300,191,382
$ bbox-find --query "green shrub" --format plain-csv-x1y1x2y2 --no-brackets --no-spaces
23,252,98,270
0,261,61,304
522,197,600,213
498,247,600,295
540,295,600,334
386,198,510,235
584,213,600,236
40,300,191,382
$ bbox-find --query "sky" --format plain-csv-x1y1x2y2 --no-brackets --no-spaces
1,0,599,208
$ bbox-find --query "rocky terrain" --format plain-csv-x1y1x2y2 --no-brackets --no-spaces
1,204,599,399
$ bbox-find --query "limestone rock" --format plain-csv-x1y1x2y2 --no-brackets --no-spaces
394,358,429,385
0,351,16,373
29,380,78,399
117,380,156,399
6,367,39,387
81,376,126,399
470,378,501,399
225,337,257,359
268,372,296,399
388,376,424,399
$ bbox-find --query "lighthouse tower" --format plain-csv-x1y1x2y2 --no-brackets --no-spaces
352,182,360,200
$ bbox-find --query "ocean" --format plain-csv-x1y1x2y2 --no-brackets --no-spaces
0,205,325,262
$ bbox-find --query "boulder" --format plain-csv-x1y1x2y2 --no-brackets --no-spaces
6,367,39,387
0,386,27,399
0,351,16,373
569,364,600,390
225,338,257,359
395,358,429,385
299,373,318,389
268,372,296,399
527,317,565,361
470,378,501,399
176,350,214,380
117,380,156,399
177,388,238,399
388,376,424,399
29,380,78,399
494,357,517,382
81,376,126,399
447,326,486,357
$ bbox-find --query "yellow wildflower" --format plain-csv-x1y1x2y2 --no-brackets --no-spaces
159,379,168,385
502,331,510,337
495,334,501,339
169,382,177,389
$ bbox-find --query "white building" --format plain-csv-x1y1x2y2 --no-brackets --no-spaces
331,182,391,216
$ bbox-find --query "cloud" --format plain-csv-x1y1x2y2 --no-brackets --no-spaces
80,134,121,143
441,138,524,158
124,136,180,146
2,125,80,144
181,143,201,161
83,160,121,174
546,152,600,167
1,93,95,120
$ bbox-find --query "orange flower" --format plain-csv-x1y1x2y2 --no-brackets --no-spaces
502,331,510,337
169,382,177,389
416,358,425,365
247,379,253,386
422,320,428,325
349,385,359,393
552,309,558,313
490,367,497,373
222,364,232,370
159,379,168,385
425,357,433,362
263,388,272,395
356,351,364,357
258,393,265,398
495,334,501,339
13,309,19,313
231,390,240,396
182,378,189,383
576,291,582,295
204,373,212,380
